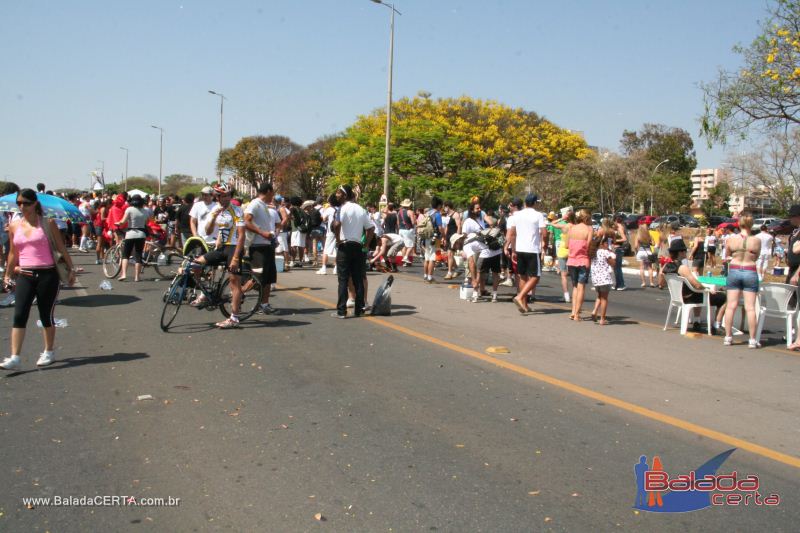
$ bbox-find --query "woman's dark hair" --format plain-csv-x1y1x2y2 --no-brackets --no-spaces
129,194,145,208
327,193,339,208
18,188,43,216
291,196,302,207
588,236,601,261
184,193,195,204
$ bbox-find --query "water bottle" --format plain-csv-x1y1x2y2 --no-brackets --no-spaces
157,253,167,266
99,280,113,290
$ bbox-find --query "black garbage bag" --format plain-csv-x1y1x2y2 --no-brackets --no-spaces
370,275,394,316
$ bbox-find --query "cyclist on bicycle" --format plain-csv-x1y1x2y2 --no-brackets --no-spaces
190,183,246,329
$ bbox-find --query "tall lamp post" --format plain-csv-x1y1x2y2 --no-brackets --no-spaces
649,159,669,216
97,160,105,188
208,90,226,180
151,125,164,196
119,147,129,191
370,0,401,200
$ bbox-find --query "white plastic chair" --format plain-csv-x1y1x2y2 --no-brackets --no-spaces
754,283,799,347
663,275,712,335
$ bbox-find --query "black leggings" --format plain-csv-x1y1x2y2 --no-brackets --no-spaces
13,267,60,328
122,238,145,263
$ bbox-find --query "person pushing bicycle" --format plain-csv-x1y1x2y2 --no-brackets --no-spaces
189,183,246,329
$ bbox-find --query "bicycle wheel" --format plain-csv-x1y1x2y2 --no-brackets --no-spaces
219,273,262,321
153,246,183,278
160,273,188,331
103,245,122,278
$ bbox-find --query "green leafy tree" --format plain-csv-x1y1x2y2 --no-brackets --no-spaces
124,176,158,194
701,0,800,145
217,135,302,186
331,94,589,206
701,182,732,217
162,174,195,196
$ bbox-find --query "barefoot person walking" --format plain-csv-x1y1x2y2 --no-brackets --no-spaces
2,189,76,370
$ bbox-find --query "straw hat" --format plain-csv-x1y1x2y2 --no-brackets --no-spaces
400,198,412,208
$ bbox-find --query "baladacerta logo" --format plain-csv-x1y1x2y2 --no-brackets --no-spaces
633,449,780,512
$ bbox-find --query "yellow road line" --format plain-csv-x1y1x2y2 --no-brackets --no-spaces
281,286,800,470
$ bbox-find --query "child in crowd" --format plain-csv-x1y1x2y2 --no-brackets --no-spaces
589,236,615,325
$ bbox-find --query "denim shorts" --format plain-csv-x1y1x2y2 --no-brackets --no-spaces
568,265,590,285
726,268,759,293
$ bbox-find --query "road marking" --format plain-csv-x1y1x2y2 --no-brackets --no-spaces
282,286,800,470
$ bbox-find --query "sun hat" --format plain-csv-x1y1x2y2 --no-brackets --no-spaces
400,198,412,208
301,200,315,209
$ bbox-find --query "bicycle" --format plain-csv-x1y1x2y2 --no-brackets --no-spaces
103,239,181,279
160,257,263,331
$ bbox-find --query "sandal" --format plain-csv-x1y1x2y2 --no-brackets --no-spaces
596,319,608,325
215,317,240,329
512,298,528,314
590,313,598,322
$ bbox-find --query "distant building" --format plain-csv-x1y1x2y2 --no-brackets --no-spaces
728,186,776,216
690,168,729,209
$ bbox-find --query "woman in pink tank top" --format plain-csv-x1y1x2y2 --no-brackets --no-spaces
565,209,593,321
1,189,76,371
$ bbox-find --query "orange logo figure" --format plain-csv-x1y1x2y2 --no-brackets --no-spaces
648,456,665,507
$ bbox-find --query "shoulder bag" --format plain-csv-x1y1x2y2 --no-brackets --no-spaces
40,217,71,283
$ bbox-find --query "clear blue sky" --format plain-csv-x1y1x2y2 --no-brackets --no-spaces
0,0,768,190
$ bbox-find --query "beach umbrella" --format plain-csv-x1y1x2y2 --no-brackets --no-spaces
0,192,87,222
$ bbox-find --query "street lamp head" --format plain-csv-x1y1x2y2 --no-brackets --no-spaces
208,90,217,95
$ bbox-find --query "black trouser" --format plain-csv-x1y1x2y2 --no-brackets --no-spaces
13,267,60,328
787,263,799,307
336,241,366,315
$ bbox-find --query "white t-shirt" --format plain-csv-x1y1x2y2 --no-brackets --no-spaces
212,204,245,246
189,200,219,244
338,202,372,243
322,206,336,236
756,231,774,256
462,217,484,236
383,233,403,246
508,208,545,253
244,197,275,246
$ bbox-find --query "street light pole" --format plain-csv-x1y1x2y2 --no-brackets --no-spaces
649,159,669,216
208,90,226,180
151,125,164,196
97,160,105,188
119,147,129,191
371,0,401,200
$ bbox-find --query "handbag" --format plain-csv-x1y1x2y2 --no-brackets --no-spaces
40,217,71,283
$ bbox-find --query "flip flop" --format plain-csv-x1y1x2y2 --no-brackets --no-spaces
513,298,528,314
597,319,609,325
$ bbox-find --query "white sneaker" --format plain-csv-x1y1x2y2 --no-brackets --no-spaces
563,291,571,303
500,278,514,287
0,355,21,370
316,268,327,275
346,298,355,308
333,266,338,275
36,351,55,367
491,292,498,302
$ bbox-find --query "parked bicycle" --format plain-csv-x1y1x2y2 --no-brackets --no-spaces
160,257,263,331
103,239,181,279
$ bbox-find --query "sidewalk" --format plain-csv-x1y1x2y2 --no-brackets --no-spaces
277,267,800,461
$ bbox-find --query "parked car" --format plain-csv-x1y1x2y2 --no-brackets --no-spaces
766,218,794,235
706,215,735,228
624,213,644,229
753,217,778,228
679,214,700,228
717,221,739,232
638,215,656,227
649,214,680,229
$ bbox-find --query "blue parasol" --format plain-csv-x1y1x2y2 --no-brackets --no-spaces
0,192,88,222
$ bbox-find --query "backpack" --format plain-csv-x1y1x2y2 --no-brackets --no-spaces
416,209,436,240
292,207,310,233
476,227,504,250
309,207,323,229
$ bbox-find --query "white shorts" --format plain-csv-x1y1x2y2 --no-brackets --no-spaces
423,238,439,261
291,231,307,248
399,228,415,248
323,233,337,257
276,232,289,253
757,254,771,269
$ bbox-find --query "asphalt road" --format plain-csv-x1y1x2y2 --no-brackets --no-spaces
0,254,797,531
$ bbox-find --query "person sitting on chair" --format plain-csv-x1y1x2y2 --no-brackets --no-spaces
663,238,726,333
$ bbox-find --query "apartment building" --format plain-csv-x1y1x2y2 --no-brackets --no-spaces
690,168,729,208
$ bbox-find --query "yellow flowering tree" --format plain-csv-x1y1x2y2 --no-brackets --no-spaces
331,94,589,205
701,0,800,145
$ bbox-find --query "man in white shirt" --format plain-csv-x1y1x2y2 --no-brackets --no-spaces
755,224,775,280
505,194,548,313
244,182,278,314
331,184,374,318
189,186,219,248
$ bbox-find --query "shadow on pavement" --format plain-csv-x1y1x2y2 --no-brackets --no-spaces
3,352,150,377
276,286,324,292
59,295,141,307
165,318,312,333
280,307,328,315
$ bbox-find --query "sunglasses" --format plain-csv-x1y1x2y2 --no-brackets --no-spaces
16,200,34,206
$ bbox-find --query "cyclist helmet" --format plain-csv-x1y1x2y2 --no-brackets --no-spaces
212,182,230,195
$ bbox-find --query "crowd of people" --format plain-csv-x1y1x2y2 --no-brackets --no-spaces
4,178,800,369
